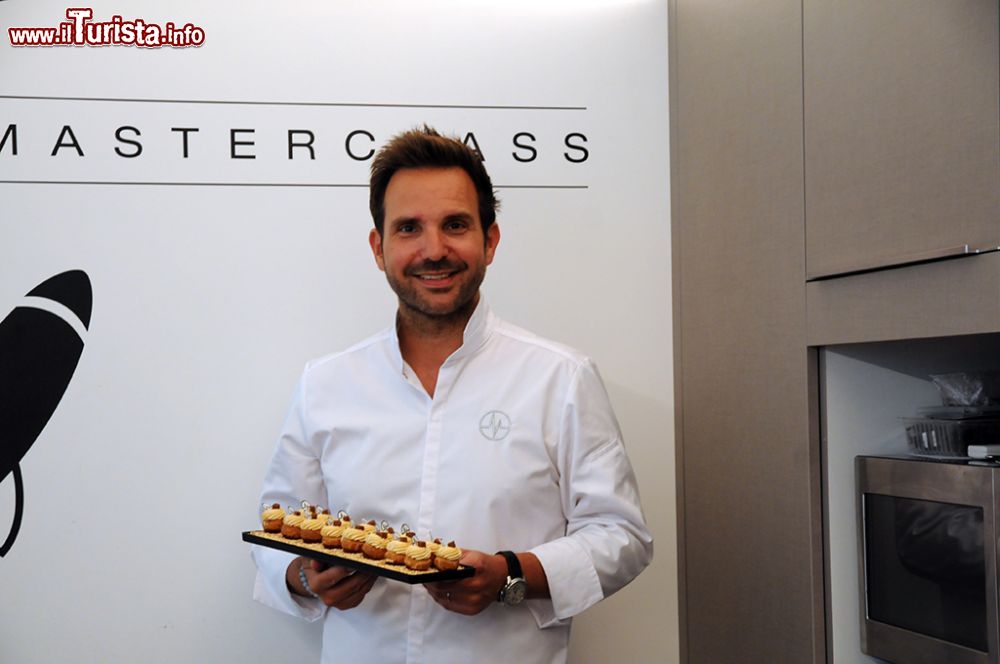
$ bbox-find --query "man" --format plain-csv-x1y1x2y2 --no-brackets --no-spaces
252,126,652,663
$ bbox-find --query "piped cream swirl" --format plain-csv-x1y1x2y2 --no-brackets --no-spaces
365,531,388,549
262,506,285,522
342,526,366,543
405,542,431,561
436,542,462,562
301,516,324,533
386,539,409,555
321,520,344,538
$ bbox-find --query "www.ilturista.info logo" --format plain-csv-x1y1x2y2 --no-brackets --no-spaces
8,7,205,48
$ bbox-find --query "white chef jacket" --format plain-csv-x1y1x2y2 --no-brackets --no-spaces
252,299,652,664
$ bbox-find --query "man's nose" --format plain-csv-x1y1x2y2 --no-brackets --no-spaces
422,228,448,261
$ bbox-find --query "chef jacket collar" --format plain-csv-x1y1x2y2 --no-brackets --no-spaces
388,293,494,376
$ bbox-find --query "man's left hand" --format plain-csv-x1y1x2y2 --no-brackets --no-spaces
425,549,507,615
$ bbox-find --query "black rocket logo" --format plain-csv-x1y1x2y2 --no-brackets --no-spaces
0,270,91,557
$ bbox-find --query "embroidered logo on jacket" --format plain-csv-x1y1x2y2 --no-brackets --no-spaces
478,410,511,441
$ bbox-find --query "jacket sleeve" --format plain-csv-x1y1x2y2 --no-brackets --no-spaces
528,359,654,625
251,369,328,622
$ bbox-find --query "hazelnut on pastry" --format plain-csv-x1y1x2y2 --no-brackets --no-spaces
385,535,409,565
321,519,344,549
362,531,389,560
300,508,325,543
341,522,366,553
261,503,285,533
434,541,462,571
281,509,304,539
404,541,432,571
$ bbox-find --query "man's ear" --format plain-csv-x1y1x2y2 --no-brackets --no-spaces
369,228,385,271
485,222,501,266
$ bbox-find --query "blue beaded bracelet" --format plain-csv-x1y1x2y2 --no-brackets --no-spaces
299,560,321,599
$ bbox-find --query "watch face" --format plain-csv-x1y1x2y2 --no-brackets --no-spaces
504,578,527,605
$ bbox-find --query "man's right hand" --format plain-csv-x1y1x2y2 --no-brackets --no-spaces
286,557,377,610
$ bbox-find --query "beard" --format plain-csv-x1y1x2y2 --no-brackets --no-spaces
385,257,486,326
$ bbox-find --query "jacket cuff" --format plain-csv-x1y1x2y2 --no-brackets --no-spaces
251,545,326,622
529,537,604,624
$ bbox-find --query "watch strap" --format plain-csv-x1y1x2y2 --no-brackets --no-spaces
496,550,523,580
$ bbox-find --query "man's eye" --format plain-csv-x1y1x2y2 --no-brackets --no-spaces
447,221,469,231
398,224,416,234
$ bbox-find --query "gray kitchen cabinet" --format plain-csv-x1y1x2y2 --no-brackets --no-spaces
672,0,825,661
803,0,1000,281
807,252,1000,346
674,1,1000,662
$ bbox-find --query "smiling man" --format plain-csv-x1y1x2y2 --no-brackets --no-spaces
374,166,497,317
252,126,652,664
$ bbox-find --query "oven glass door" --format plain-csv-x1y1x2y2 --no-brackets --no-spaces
864,493,988,652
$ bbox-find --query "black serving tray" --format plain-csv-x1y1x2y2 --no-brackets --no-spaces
242,531,473,585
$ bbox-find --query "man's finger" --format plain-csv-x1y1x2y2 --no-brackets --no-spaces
330,575,377,610
329,570,375,598
310,564,357,589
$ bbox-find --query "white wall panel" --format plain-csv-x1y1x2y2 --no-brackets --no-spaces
0,1,674,661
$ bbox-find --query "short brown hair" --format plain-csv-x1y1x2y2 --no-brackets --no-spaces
369,126,500,236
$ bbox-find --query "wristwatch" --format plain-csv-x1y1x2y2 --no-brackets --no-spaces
496,550,527,606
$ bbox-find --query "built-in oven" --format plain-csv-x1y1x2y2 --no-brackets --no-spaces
857,455,999,663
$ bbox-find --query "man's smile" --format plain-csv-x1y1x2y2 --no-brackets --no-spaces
406,261,466,287
417,271,457,281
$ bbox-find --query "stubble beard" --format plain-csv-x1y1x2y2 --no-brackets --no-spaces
387,259,487,334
